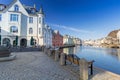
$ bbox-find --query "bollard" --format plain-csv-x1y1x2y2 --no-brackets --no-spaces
41,46,44,52
43,47,45,53
60,53,66,66
48,49,51,56
44,48,47,54
79,58,88,80
55,50,59,61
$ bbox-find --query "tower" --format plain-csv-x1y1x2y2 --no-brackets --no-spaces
37,6,45,46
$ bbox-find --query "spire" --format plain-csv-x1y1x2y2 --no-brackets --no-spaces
34,4,36,9
14,0,19,1
39,6,44,14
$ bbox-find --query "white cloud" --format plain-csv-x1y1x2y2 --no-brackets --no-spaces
49,23,93,33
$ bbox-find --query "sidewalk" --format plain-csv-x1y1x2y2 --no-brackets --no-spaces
0,51,120,80
0,52,78,80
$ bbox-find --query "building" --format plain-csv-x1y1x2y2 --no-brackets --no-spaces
52,30,63,47
0,0,52,47
63,35,74,45
73,38,81,45
117,30,120,44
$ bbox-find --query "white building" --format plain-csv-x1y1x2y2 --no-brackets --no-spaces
117,30,120,44
0,0,52,47
63,35,74,45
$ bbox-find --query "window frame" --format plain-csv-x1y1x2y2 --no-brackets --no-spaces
29,17,33,23
39,17,41,23
39,28,41,34
10,14,19,22
0,27,1,33
14,5,19,12
29,28,33,34
0,14,2,21
10,26,18,33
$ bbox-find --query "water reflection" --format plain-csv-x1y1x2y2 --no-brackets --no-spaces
63,46,120,74
117,49,120,60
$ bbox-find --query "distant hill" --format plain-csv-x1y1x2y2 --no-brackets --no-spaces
107,29,119,38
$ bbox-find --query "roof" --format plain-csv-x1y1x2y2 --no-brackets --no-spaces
0,0,44,15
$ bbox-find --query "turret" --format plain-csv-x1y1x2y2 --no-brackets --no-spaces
38,6,44,15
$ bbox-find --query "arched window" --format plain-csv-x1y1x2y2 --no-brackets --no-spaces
29,28,33,34
14,5,19,11
10,26,18,33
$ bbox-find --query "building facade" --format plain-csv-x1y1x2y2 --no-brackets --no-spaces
0,0,52,47
52,30,63,47
117,30,120,44
63,35,74,45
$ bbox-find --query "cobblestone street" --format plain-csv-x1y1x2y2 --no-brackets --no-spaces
0,52,79,80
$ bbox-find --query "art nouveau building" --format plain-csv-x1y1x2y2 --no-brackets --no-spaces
0,0,52,47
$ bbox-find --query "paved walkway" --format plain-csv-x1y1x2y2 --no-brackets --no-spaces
0,52,78,80
0,51,120,80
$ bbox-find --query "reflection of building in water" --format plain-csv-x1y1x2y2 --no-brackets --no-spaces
105,48,120,60
73,46,80,54
117,49,120,60
63,47,74,55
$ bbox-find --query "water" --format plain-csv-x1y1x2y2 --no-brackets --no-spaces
63,46,120,75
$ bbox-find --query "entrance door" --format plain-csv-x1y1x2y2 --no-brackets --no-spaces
20,39,27,47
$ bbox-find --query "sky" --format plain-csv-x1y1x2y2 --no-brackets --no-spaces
0,0,120,40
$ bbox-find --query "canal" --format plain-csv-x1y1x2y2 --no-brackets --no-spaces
63,46,120,75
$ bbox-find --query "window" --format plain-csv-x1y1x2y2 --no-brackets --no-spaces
39,28,41,34
14,5,19,11
10,14,19,21
29,17,33,23
29,28,33,34
39,17,41,23
10,26,18,33
0,27,1,33
0,5,4,11
0,14,2,21
31,9,35,14
0,6,2,10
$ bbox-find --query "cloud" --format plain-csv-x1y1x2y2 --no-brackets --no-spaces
49,23,93,33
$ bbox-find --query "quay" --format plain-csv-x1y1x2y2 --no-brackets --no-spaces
0,51,120,80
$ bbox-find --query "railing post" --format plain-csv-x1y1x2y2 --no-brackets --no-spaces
79,58,88,80
48,49,51,56
43,47,46,53
55,50,59,61
60,53,66,66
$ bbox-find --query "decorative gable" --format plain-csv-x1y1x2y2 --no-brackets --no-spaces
5,0,28,16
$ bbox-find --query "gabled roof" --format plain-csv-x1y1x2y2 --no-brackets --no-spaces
0,0,44,16
2,0,18,12
23,5,38,16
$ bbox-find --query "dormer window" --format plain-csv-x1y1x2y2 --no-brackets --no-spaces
0,4,6,11
31,8,35,14
14,5,19,11
0,6,3,10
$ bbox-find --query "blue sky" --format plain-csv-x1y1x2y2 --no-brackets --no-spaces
0,0,120,40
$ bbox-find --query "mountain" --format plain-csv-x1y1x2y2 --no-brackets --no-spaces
107,29,119,38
